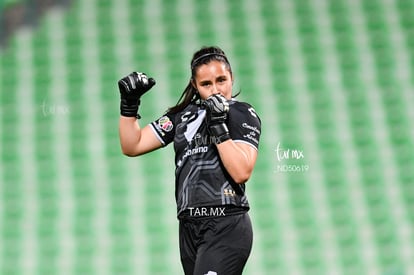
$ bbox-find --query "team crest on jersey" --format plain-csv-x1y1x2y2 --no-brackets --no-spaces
158,116,173,132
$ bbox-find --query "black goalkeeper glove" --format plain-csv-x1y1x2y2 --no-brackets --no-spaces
118,72,156,118
203,94,231,144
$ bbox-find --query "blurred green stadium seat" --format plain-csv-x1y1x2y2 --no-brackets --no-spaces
1,0,414,274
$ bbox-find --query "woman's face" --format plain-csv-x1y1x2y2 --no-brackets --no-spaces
192,60,233,100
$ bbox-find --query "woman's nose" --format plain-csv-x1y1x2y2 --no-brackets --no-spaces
212,84,219,94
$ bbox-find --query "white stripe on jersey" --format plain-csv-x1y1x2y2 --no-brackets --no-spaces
183,109,206,142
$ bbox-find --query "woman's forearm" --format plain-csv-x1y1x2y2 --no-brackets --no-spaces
216,140,256,184
119,116,141,156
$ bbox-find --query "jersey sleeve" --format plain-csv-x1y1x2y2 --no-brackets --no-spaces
150,112,176,146
228,102,261,150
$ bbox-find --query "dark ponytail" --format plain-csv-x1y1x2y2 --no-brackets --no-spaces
167,46,232,114
167,82,200,114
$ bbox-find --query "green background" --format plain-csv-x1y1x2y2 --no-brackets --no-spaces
1,0,414,274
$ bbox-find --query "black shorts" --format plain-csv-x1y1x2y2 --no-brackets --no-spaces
179,212,253,275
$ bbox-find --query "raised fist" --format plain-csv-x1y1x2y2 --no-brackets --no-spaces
118,72,156,97
203,94,231,144
118,72,156,118
203,94,229,124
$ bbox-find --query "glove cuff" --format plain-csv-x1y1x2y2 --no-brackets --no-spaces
120,99,141,118
209,123,231,144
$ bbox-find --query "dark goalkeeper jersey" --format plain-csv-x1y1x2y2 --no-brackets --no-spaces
150,100,261,217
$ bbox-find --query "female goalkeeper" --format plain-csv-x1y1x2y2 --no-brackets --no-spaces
117,46,261,275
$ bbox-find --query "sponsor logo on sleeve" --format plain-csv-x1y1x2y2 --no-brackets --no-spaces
242,122,260,144
158,116,173,132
